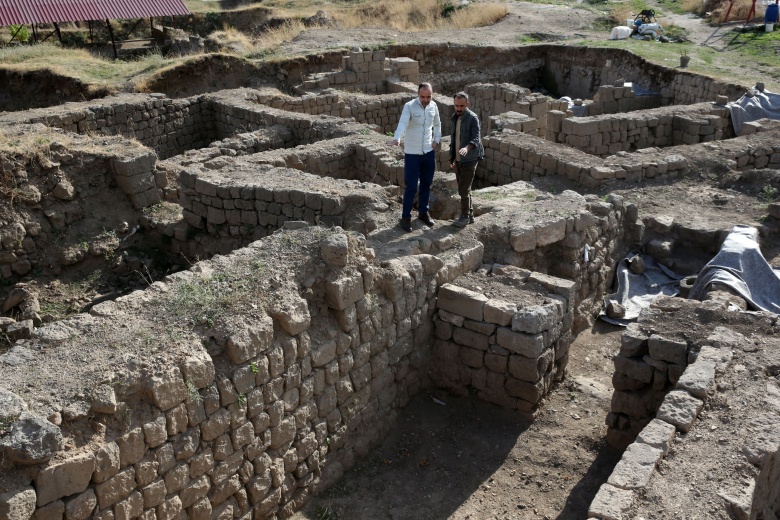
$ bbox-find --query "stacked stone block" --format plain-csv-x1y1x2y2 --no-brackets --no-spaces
548,102,734,157
585,84,661,116
1,93,216,160
605,323,691,448
487,112,538,135
0,229,454,520
176,162,389,258
465,83,548,137
431,273,573,415
250,90,410,134
301,51,417,94
589,300,775,519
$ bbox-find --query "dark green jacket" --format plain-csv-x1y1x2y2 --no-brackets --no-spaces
449,108,484,164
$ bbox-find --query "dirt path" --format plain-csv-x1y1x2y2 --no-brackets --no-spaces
290,321,624,520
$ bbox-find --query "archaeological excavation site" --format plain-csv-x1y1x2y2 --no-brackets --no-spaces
1,43,779,520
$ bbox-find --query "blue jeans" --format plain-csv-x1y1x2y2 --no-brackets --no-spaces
402,150,436,219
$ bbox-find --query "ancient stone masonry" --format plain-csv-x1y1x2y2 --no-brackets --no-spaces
247,89,456,136
0,227,457,520
431,270,574,416
589,298,780,520
0,125,169,283
548,102,735,157
464,83,552,137
0,94,215,160
175,159,392,258
301,50,420,93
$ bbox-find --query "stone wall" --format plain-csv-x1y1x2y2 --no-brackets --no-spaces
464,83,550,136
0,227,457,520
0,125,167,283
575,83,661,117
0,94,215,160
431,270,574,416
439,118,780,189
175,159,393,258
548,102,735,157
590,297,780,520
301,51,420,93
248,89,455,137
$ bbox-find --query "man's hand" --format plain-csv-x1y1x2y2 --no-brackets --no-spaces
458,146,469,156
389,139,400,146
432,142,439,151
449,162,455,170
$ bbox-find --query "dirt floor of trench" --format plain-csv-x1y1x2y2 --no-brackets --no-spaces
290,321,624,520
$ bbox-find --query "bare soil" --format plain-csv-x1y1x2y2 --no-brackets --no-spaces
290,321,624,520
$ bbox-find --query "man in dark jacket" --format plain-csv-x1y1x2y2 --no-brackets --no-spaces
449,92,484,227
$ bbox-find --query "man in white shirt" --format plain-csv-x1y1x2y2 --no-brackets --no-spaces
391,82,442,232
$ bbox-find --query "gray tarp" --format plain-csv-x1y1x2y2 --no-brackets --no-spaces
727,88,780,136
689,225,780,313
600,253,683,326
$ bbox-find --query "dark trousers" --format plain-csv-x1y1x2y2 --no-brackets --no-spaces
454,159,478,217
402,150,436,219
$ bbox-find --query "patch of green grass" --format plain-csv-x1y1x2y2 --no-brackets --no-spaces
517,34,540,44
655,0,688,15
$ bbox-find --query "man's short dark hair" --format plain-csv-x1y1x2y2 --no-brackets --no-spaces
454,92,469,101
418,82,433,92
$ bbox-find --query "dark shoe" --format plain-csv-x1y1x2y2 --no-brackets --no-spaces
418,213,435,227
453,215,469,228
400,218,412,232
469,214,475,224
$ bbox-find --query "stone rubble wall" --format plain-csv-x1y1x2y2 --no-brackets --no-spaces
579,83,662,117
248,90,409,135
174,162,392,259
605,215,755,448
590,299,780,520
0,228,462,520
302,51,419,94
431,271,574,416
590,301,729,518
248,89,455,137
440,120,780,190
0,126,168,284
548,102,735,157
464,83,550,136
207,91,366,147
0,93,215,160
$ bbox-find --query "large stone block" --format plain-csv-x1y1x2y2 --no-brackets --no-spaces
512,303,561,334
181,349,215,389
325,272,365,311
483,299,515,326
655,390,703,432
36,451,96,506
144,367,187,411
676,361,715,399
437,284,487,321
95,467,135,509
588,483,634,520
635,418,676,456
607,442,662,490
0,486,36,520
648,334,688,365
111,150,157,178
222,314,274,365
496,327,545,358
0,413,63,465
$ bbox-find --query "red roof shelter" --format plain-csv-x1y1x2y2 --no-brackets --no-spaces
0,0,190,56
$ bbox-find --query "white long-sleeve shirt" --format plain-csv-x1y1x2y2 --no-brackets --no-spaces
393,98,442,155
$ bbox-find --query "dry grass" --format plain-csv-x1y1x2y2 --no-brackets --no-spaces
682,0,707,16
330,0,507,31
707,0,754,22
245,20,306,58
0,43,180,86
